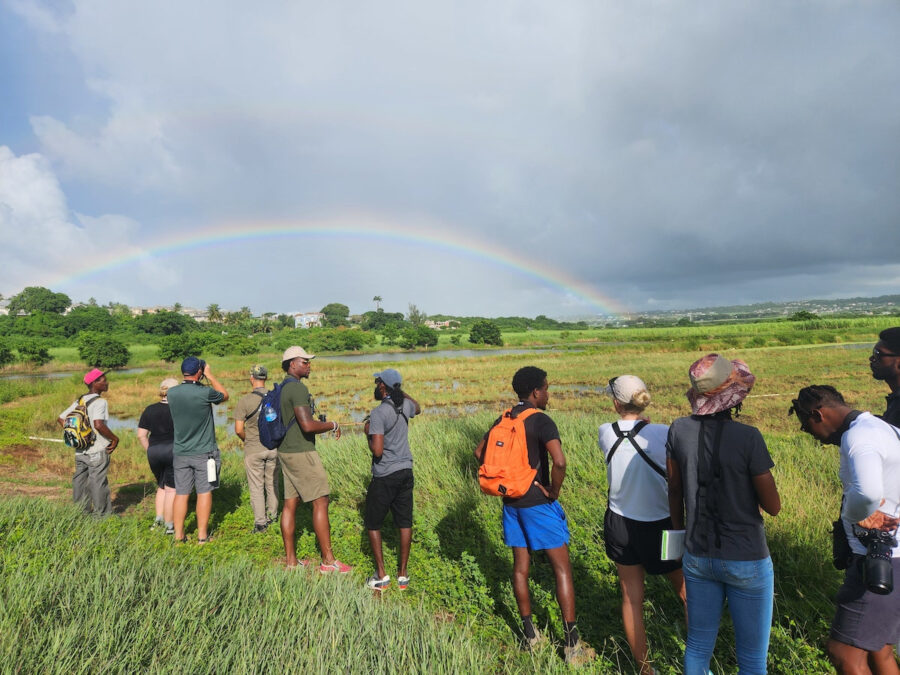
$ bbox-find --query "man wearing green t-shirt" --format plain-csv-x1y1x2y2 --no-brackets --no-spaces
278,346,351,573
167,356,229,544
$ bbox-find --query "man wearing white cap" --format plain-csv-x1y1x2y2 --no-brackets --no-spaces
57,368,119,516
278,346,351,573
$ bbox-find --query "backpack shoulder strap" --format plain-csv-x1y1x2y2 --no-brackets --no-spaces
79,394,102,410
244,390,266,421
606,421,665,477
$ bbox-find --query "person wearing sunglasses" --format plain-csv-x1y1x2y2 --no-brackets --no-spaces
870,327,900,426
790,385,900,674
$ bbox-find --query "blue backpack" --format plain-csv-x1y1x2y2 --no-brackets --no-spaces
257,377,298,449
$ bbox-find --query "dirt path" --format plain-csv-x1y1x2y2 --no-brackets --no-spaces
0,443,150,511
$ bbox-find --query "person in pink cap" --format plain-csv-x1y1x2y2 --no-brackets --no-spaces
666,354,781,675
56,368,119,516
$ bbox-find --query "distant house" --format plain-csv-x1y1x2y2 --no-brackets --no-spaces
425,320,452,330
294,312,325,329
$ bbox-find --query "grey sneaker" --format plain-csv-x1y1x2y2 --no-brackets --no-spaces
564,640,596,667
366,574,390,592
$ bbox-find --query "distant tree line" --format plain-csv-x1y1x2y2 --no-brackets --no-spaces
0,288,517,369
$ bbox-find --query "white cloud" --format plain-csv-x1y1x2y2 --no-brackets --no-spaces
0,145,177,300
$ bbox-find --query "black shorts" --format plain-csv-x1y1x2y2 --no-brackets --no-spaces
604,509,681,575
831,555,900,652
364,469,414,530
147,442,175,489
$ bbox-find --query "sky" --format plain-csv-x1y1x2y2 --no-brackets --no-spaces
1,1,899,319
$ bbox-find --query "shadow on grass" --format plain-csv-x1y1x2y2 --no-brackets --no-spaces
112,480,156,513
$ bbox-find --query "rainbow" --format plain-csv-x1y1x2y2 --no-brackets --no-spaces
53,213,630,315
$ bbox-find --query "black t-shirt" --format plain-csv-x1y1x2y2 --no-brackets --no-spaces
883,392,900,427
138,402,175,446
666,415,774,560
482,402,561,509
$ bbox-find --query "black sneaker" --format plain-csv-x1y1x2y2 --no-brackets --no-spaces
252,523,268,534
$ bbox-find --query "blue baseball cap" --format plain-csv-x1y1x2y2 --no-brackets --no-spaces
181,356,203,375
374,368,402,388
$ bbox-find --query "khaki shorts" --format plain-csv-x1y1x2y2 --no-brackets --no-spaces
278,450,330,502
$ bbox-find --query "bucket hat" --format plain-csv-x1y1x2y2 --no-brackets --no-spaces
687,353,755,415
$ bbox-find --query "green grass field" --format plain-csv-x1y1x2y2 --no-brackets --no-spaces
0,319,895,673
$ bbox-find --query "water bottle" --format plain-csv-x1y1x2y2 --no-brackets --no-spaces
264,404,277,422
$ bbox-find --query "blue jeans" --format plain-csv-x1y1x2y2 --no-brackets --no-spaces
682,552,774,675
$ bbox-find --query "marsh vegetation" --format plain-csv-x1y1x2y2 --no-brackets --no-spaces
0,318,896,672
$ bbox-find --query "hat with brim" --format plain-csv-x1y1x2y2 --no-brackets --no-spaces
84,368,108,386
282,346,315,362
374,368,402,389
687,354,755,415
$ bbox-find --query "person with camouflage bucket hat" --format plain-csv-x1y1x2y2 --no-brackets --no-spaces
234,364,279,532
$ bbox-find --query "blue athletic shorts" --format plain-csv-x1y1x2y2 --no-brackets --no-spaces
502,501,570,551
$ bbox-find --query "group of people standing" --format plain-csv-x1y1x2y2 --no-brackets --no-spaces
55,327,900,672
591,328,900,675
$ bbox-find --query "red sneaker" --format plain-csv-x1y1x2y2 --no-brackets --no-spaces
319,559,352,574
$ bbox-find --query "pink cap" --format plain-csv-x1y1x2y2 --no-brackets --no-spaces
84,368,106,386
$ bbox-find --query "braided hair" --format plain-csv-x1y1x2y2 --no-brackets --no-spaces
789,385,846,421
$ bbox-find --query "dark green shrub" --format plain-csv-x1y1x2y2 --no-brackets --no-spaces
205,336,258,357
0,341,13,366
77,332,130,369
468,320,503,346
17,340,52,366
157,333,207,362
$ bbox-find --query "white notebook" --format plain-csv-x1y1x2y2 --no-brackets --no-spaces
661,529,686,561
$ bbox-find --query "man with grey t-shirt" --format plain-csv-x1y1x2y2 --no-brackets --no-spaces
363,368,420,591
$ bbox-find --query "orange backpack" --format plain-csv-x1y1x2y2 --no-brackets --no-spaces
478,407,540,498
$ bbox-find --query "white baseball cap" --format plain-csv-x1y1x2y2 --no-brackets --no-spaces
604,375,648,404
281,346,316,362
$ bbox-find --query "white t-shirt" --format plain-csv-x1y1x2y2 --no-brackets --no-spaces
840,412,900,557
599,420,669,522
59,393,110,454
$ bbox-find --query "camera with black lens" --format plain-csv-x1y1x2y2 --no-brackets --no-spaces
854,526,896,595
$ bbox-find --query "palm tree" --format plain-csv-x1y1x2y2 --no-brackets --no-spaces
207,303,222,323
373,295,383,311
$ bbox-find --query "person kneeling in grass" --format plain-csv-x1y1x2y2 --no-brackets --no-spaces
363,369,420,591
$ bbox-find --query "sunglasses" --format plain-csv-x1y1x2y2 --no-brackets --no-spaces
872,347,899,360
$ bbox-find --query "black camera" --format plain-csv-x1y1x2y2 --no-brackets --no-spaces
855,527,896,595
318,414,327,423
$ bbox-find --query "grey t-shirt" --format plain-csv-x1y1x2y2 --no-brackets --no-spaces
666,415,774,560
368,397,417,478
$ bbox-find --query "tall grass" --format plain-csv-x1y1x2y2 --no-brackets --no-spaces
1,329,890,672
0,498,497,674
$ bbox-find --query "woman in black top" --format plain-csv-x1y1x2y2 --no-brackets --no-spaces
137,378,178,534
667,354,781,675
